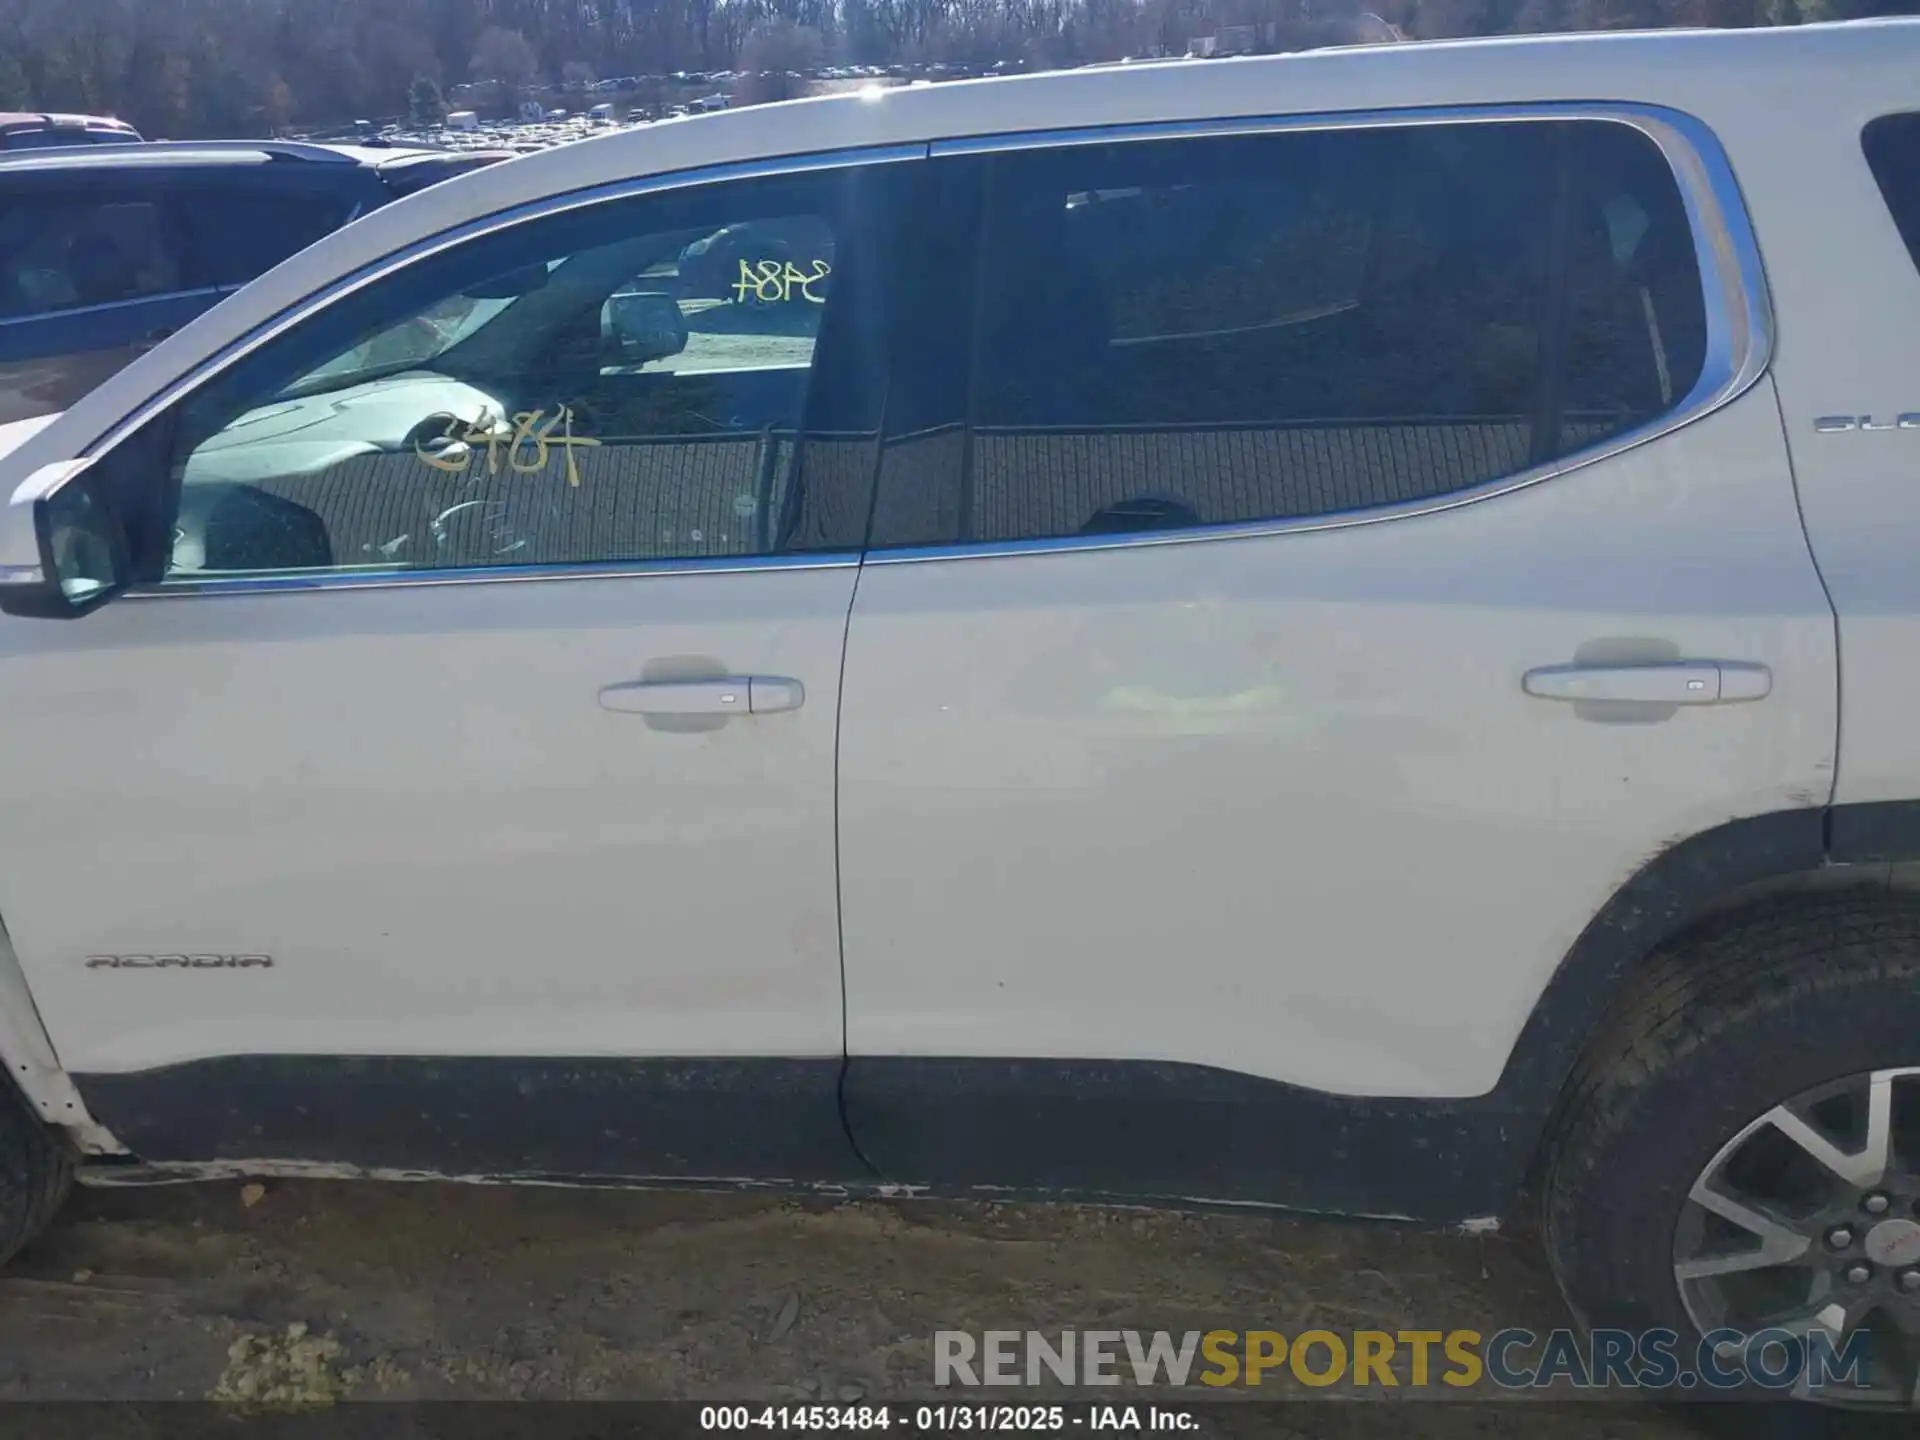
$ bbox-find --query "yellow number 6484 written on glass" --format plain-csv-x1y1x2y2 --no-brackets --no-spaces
414,406,602,487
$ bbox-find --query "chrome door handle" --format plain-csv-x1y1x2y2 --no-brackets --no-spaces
1522,662,1771,705
597,676,805,716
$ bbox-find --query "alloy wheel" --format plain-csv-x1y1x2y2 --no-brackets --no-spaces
1674,1066,1920,1405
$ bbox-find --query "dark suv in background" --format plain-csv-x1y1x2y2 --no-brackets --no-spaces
0,112,142,151
0,140,508,425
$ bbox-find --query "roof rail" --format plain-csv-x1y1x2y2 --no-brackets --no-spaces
0,139,360,165
136,140,363,163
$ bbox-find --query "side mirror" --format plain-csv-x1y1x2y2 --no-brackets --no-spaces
0,460,131,619
605,291,689,366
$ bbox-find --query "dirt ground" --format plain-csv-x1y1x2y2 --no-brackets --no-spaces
0,1176,1844,1438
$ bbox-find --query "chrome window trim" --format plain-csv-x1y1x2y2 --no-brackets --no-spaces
76,142,921,598
866,101,1771,567
131,551,860,600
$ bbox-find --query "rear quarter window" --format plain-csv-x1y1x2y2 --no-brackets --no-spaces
1864,113,1920,275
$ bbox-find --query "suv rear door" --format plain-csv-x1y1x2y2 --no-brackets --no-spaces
835,111,1839,1206
0,180,210,424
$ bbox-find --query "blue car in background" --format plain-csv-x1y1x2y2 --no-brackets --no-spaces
0,139,507,425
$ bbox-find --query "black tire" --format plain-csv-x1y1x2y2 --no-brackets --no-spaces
1541,891,1920,1389
0,1078,74,1267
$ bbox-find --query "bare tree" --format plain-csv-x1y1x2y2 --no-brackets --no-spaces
0,0,1903,140
735,18,826,103
472,24,540,95
0,49,31,111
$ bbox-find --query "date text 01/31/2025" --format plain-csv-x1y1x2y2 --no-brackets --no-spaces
699,1407,1198,1432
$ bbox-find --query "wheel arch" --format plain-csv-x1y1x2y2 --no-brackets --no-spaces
1501,801,1920,1198
0,912,122,1153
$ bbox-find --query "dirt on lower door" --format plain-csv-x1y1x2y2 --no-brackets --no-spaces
0,1178,1863,1438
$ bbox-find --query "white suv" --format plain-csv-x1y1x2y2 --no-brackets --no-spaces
1,19,1918,1404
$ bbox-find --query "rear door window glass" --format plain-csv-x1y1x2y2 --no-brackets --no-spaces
875,119,1708,547
1556,123,1710,450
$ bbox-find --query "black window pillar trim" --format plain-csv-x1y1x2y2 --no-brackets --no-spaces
1526,121,1575,468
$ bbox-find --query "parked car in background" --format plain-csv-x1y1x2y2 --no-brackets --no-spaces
0,139,510,425
0,112,141,151
5,19,1920,1411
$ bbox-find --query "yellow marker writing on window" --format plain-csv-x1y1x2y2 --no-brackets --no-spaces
415,406,601,487
731,258,831,305
509,408,601,487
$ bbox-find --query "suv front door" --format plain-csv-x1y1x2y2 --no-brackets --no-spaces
0,157,903,1179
